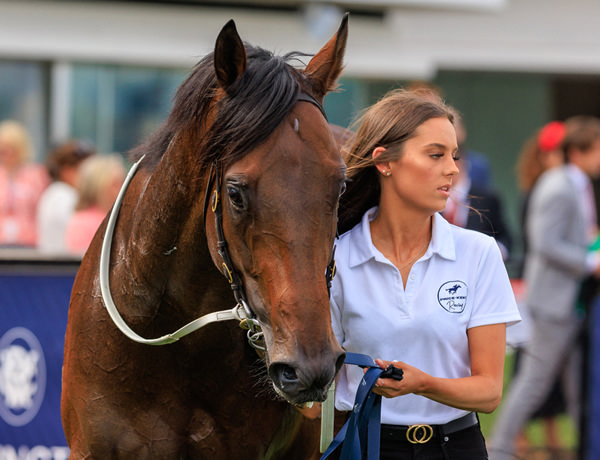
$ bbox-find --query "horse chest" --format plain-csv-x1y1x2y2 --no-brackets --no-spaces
186,405,318,460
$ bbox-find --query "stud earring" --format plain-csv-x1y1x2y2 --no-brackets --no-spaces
385,171,391,176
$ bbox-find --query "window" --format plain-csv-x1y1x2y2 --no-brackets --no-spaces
0,61,48,162
70,64,187,155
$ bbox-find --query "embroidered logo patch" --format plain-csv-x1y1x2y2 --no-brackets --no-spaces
437,281,468,313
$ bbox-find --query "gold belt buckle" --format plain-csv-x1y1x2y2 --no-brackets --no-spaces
406,424,433,444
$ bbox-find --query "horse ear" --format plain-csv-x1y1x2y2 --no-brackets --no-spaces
304,12,349,102
214,19,248,94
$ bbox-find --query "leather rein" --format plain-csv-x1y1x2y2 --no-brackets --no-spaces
99,91,336,349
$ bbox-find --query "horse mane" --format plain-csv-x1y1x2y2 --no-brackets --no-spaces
130,45,311,170
337,167,380,235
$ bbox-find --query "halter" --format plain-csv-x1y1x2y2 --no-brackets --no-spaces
100,91,336,349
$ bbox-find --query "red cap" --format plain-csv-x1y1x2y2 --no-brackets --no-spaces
537,121,566,153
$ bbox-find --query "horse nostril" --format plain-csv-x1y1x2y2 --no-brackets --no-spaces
281,365,297,383
269,363,299,391
269,354,341,403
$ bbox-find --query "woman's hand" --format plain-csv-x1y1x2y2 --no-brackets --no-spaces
368,359,430,398
365,324,506,413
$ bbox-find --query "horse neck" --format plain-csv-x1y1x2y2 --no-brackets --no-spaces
117,147,226,321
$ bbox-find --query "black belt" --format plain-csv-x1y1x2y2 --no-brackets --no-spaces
380,412,478,444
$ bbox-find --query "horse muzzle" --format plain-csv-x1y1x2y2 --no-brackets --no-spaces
267,349,346,405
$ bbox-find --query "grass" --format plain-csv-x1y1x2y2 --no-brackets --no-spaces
479,350,578,450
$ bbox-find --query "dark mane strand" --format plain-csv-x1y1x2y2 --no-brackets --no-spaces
130,45,309,171
337,168,380,235
204,46,304,169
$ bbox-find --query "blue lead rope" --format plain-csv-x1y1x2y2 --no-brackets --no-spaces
320,352,403,460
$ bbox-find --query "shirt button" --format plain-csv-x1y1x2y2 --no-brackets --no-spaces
410,274,416,280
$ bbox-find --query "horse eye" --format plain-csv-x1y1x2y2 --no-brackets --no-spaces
226,184,246,210
339,182,347,197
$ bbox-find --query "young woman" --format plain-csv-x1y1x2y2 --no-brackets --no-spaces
329,89,520,459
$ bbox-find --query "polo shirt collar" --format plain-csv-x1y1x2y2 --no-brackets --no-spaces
431,212,456,261
346,207,456,268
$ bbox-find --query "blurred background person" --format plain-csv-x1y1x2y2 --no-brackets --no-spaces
511,121,568,456
0,119,50,247
37,139,95,254
516,121,567,272
454,116,493,191
489,115,600,460
65,154,125,255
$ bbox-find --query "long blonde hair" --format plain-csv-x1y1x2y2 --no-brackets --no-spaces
0,120,33,168
76,154,125,211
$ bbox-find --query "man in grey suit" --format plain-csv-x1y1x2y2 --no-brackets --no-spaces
489,116,600,459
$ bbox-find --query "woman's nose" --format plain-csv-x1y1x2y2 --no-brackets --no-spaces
448,160,460,178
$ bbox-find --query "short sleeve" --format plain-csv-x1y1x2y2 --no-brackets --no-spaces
468,238,521,329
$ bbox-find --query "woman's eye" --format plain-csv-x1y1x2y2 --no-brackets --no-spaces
227,184,246,210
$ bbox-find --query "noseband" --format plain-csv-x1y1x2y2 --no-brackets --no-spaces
100,91,336,349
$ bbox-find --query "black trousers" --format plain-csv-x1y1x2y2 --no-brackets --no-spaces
376,424,488,460
327,417,487,460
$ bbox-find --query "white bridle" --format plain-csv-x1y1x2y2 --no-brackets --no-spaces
98,155,254,346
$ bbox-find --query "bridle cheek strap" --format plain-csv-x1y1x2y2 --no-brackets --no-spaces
208,161,265,350
206,156,337,349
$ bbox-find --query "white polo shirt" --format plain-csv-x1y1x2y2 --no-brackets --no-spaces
330,207,520,425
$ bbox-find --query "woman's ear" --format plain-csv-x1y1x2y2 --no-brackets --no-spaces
372,146,391,176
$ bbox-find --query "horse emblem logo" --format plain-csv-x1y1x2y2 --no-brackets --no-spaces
437,281,468,313
0,327,46,427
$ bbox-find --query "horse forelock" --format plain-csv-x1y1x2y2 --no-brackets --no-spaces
130,45,317,171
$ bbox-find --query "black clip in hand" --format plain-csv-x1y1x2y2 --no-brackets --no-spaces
379,363,404,381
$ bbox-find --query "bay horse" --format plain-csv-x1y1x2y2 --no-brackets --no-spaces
61,16,348,459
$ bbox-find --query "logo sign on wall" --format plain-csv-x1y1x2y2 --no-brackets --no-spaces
0,327,46,427
0,271,76,460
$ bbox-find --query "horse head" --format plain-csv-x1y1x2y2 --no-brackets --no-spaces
201,17,348,405
62,15,351,458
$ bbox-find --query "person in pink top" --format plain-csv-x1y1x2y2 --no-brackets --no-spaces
0,120,50,247
65,154,125,255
